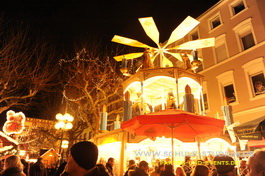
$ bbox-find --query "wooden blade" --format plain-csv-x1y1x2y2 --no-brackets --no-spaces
170,38,215,50
113,52,144,61
165,16,199,47
112,35,152,48
139,17,160,46
151,52,160,63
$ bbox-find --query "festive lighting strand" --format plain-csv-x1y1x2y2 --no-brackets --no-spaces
0,148,18,157
77,106,86,122
62,59,111,101
61,49,122,116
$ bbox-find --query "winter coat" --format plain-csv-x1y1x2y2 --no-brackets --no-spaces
160,170,175,176
129,167,148,176
124,165,136,176
55,162,67,176
83,164,110,176
105,163,113,176
30,161,47,176
0,167,26,176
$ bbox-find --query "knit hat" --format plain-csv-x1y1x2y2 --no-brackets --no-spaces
213,154,235,174
70,141,98,170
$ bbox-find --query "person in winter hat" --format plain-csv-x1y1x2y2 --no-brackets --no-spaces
0,155,26,176
62,141,98,176
213,154,236,176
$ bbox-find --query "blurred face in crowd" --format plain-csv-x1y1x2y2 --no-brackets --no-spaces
109,159,115,167
143,165,149,173
247,156,264,176
65,153,79,174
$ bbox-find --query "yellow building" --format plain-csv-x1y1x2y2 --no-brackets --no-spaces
180,0,265,124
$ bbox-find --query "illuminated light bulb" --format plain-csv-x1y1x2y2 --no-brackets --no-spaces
65,122,73,130
56,113,63,120
55,122,61,129
62,140,69,149
57,121,65,129
62,140,69,145
19,150,26,156
65,113,74,122
120,58,129,76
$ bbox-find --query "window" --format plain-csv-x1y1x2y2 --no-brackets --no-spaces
212,17,221,28
214,34,228,63
233,18,256,52
216,70,238,105
224,84,236,103
230,0,247,16
211,16,221,30
216,45,228,61
233,1,245,14
191,31,199,40
251,73,265,96
241,32,255,50
242,58,265,99
209,12,223,31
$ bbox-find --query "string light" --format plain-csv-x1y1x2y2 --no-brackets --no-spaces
60,48,123,103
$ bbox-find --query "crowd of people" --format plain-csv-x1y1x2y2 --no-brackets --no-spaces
0,141,264,176
0,156,49,176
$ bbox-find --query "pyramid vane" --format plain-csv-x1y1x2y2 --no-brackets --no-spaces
112,16,215,69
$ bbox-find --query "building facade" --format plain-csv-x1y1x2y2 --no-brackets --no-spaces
184,0,265,124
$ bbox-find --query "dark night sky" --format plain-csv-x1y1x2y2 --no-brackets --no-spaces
0,0,220,127
0,0,220,51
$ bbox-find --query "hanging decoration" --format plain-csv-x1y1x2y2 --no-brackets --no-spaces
3,110,26,135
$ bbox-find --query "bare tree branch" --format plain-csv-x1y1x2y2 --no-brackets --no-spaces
60,45,124,137
0,19,60,115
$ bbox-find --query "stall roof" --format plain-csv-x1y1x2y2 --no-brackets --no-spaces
0,131,19,145
233,116,265,140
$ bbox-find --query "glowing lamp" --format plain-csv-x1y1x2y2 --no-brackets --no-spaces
65,122,73,130
55,113,74,164
120,58,131,76
191,50,202,70
28,159,37,163
54,123,60,129
55,121,64,129
56,113,64,121
64,113,74,122
19,150,26,156
120,67,129,74
61,140,69,149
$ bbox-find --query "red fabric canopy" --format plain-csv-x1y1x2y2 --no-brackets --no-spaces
121,109,225,142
